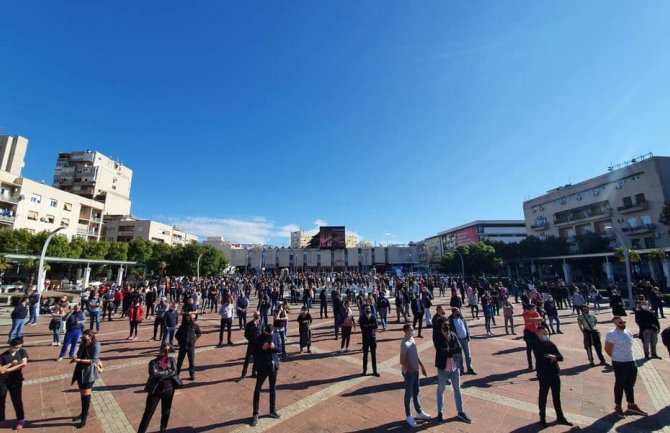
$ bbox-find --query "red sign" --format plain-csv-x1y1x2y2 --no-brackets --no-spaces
455,226,479,246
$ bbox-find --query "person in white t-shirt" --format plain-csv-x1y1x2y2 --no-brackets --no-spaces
604,316,648,418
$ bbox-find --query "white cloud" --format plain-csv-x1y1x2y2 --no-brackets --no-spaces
159,215,366,246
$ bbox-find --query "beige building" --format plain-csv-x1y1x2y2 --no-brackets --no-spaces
0,136,104,240
523,154,670,250
103,215,197,245
53,150,132,215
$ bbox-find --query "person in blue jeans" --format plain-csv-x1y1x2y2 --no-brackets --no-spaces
162,302,180,350
58,305,85,361
7,298,28,344
399,324,431,428
27,290,40,325
435,321,471,423
88,291,102,332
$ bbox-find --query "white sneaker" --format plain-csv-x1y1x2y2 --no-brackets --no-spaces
416,411,431,420
406,416,418,427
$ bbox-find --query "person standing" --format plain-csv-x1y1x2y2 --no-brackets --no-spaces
161,302,179,351
137,344,179,433
319,288,328,319
126,299,145,341
236,292,249,331
435,320,471,424
410,293,425,338
88,290,102,332
577,305,608,366
218,298,234,347
58,304,85,361
27,290,40,326
634,302,662,360
152,298,168,342
544,296,561,334
522,304,543,371
447,308,476,375
297,307,312,354
605,316,648,418
240,311,261,379
7,298,28,345
340,301,356,352
532,326,573,428
377,292,390,331
70,329,101,428
400,324,431,428
359,305,380,376
0,337,28,430
250,324,281,426
176,313,201,381
502,297,516,335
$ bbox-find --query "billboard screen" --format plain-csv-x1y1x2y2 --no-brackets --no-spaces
319,226,346,249
455,226,479,246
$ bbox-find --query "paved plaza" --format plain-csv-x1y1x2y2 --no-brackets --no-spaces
3,294,670,433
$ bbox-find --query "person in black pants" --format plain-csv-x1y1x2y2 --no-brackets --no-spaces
250,324,281,426
218,299,234,346
176,314,201,381
240,312,261,380
410,293,425,338
138,344,179,433
319,288,328,319
532,326,573,428
0,337,28,430
359,305,380,376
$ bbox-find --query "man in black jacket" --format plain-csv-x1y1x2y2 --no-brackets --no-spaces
411,293,425,338
532,325,573,428
175,313,201,381
240,311,261,380
319,288,328,319
359,305,380,376
251,324,281,426
634,302,661,359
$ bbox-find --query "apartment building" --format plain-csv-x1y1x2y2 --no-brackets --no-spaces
103,215,197,245
523,154,670,250
0,135,28,177
53,150,132,215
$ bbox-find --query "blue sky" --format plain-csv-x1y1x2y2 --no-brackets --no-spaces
1,1,669,245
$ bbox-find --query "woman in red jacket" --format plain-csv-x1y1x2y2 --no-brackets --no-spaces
126,299,145,341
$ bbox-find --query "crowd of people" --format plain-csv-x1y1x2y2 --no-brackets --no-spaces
2,271,670,431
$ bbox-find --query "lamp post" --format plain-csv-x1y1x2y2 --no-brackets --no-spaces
605,225,634,308
451,249,465,282
36,226,65,293
196,252,204,280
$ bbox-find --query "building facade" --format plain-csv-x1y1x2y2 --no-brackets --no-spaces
103,215,197,245
53,150,132,215
523,154,670,250
0,135,27,177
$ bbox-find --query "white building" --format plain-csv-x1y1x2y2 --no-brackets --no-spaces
103,215,197,245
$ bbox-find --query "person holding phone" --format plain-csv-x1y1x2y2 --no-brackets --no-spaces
532,325,573,428
0,337,28,430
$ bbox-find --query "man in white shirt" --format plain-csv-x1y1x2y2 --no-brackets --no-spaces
218,299,234,346
604,316,648,418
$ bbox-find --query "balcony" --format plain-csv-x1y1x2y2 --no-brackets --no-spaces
621,224,654,235
554,208,612,227
0,215,15,225
531,221,549,231
0,194,20,204
617,201,648,214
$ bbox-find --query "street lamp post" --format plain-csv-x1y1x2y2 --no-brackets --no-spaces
605,226,634,308
196,252,204,280
36,226,65,293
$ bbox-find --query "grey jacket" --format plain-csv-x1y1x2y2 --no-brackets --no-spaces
71,342,101,385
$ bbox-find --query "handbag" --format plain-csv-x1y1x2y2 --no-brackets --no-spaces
171,375,183,389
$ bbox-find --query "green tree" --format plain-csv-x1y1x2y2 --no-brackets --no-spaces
147,242,173,274
307,233,320,249
106,242,129,261
0,228,34,254
128,238,153,264
575,232,610,254
81,240,111,260
614,247,641,263
68,237,87,258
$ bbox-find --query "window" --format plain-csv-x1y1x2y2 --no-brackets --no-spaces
631,239,641,249
27,210,38,220
30,193,42,204
49,199,58,208
64,202,72,211
641,215,652,227
634,193,646,204
644,237,656,249
622,196,632,208
46,215,55,223
61,218,70,227
627,217,638,229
